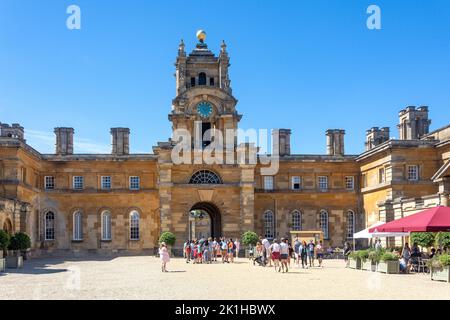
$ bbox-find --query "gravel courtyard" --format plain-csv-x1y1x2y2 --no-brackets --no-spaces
1,256,449,300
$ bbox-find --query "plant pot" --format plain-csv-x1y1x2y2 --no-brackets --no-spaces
6,256,23,269
21,249,31,261
348,257,361,269
0,258,5,272
377,260,399,274
431,266,450,283
362,260,376,272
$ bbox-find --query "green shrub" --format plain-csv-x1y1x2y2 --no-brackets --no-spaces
439,254,450,267
380,252,399,262
8,232,31,251
410,232,435,248
241,231,259,247
159,232,176,246
0,230,10,257
358,250,369,262
435,232,450,248
349,251,359,259
368,249,384,263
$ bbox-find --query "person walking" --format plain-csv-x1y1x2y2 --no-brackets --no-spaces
280,238,289,273
221,238,228,263
270,239,281,272
316,240,324,268
294,237,301,268
159,242,170,272
212,238,218,262
262,236,272,267
185,240,192,264
300,241,308,268
234,238,240,259
307,240,315,268
228,238,235,263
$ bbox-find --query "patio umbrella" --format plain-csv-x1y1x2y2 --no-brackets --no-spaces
369,206,450,233
352,222,409,250
353,222,385,239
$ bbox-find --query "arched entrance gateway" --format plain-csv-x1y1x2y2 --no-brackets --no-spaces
189,202,221,240
3,218,12,235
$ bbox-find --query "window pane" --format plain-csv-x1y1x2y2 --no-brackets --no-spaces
73,212,83,240
292,211,301,231
130,176,140,190
45,176,55,190
102,212,112,240
130,211,140,240
318,176,328,190
264,211,274,239
101,176,111,189
264,176,274,190
345,176,354,190
45,212,55,240
320,211,329,239
347,211,355,239
292,176,301,190
73,176,84,190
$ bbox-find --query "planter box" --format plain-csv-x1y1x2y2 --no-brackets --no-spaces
6,256,23,269
362,260,376,272
348,257,361,269
377,261,399,274
0,258,5,272
431,266,450,283
21,249,31,261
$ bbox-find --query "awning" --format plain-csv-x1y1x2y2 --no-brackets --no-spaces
354,222,409,239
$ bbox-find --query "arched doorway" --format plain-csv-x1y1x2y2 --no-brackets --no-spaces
3,218,12,235
190,202,221,240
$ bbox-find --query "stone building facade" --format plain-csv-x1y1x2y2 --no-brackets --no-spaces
1,33,450,255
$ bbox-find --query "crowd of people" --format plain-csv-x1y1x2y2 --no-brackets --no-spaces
183,237,241,264
252,237,325,273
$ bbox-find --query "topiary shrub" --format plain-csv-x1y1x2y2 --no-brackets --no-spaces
410,232,435,248
8,232,31,251
0,230,10,258
159,232,176,246
241,231,259,247
357,250,369,262
368,249,383,263
380,252,399,262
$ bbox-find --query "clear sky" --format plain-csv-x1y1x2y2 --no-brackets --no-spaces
1,0,449,154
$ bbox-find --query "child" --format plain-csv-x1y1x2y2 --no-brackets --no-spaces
159,242,170,272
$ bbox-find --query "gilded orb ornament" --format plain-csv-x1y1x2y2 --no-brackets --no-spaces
196,30,207,42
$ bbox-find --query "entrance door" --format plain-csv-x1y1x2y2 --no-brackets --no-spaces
190,202,221,239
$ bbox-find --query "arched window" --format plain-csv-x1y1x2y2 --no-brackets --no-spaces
319,210,329,240
130,211,140,240
264,211,275,239
45,211,55,240
198,72,207,85
101,211,112,241
291,210,302,231
73,211,83,241
347,210,355,239
189,170,222,184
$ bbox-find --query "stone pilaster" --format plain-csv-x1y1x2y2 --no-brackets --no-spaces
240,164,256,233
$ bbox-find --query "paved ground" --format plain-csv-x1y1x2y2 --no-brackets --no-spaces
0,256,449,300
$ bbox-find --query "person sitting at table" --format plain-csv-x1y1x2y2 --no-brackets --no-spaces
429,248,436,259
399,258,408,273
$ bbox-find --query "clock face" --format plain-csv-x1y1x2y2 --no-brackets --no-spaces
196,101,213,118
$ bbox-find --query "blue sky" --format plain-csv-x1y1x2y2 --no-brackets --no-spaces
1,0,449,154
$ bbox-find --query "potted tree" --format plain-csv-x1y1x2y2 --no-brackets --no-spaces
377,252,400,274
6,232,30,269
0,230,10,272
348,251,361,269
159,232,176,257
429,254,450,283
241,231,259,258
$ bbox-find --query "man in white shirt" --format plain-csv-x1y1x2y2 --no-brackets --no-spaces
279,238,290,273
262,237,272,267
269,239,281,272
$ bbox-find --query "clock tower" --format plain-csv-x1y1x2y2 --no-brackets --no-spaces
170,31,241,150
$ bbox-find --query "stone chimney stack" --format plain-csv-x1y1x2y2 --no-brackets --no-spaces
365,127,390,151
326,129,345,156
0,123,25,141
397,106,431,140
272,129,291,156
111,128,130,155
54,127,74,155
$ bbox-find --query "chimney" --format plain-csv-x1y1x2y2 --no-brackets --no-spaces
365,127,390,151
272,129,291,156
54,127,74,155
0,123,25,141
397,106,431,140
326,129,345,156
111,128,130,155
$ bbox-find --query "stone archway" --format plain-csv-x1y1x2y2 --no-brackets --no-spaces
190,202,222,239
3,218,13,235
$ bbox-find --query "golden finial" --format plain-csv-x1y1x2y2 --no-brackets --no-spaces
196,30,207,43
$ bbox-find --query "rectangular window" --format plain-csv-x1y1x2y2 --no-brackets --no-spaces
318,176,328,190
408,165,419,181
130,176,140,190
345,176,355,190
291,176,301,190
73,176,84,190
45,176,55,190
101,176,111,190
379,168,385,184
190,77,196,87
21,167,27,183
209,77,215,86
263,176,274,191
